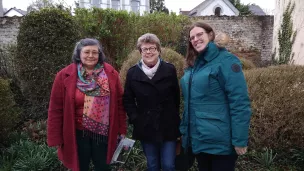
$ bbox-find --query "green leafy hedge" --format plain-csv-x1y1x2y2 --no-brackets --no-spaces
0,78,20,145
15,8,81,119
74,8,189,68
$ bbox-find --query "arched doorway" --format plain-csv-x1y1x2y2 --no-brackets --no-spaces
215,7,222,16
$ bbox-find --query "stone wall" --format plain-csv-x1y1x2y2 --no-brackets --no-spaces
192,16,274,65
0,17,22,47
0,15,274,65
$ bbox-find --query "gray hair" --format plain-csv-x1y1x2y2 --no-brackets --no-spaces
72,38,105,63
137,33,161,53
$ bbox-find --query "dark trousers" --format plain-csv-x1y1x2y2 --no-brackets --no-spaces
76,130,111,171
141,141,176,171
196,152,238,171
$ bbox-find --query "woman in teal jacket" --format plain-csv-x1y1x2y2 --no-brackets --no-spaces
179,22,251,171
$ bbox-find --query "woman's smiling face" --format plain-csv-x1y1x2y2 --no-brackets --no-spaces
189,26,211,53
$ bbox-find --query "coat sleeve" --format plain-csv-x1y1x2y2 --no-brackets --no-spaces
116,74,127,135
123,70,138,124
47,72,64,147
219,55,252,147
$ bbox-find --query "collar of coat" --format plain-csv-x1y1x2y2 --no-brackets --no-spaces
197,41,220,62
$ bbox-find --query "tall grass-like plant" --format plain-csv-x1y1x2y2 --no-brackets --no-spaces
0,140,61,171
253,148,277,169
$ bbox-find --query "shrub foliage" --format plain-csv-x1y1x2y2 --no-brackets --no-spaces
239,57,256,70
119,47,185,87
0,78,20,145
74,8,189,68
15,8,81,119
245,65,304,150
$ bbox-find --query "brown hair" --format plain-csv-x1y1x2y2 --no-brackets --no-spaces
137,33,161,53
185,22,215,67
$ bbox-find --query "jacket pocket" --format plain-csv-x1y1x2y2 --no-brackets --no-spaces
194,111,230,145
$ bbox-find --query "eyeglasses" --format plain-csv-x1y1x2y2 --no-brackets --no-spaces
189,32,206,42
82,51,99,56
141,47,157,53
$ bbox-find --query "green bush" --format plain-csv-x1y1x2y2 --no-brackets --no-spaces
0,45,17,79
239,57,256,70
0,78,20,146
15,8,81,119
74,8,189,68
119,47,185,87
0,140,61,171
245,65,304,150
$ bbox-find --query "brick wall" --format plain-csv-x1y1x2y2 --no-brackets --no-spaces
0,17,22,47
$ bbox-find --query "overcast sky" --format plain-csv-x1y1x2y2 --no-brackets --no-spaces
3,0,275,13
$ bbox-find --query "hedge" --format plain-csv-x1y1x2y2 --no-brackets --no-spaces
74,8,189,69
0,78,20,145
15,8,81,119
245,65,304,150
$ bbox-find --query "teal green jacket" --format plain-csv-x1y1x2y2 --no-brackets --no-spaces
179,42,251,155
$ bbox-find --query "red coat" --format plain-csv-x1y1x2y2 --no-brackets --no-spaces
47,63,127,171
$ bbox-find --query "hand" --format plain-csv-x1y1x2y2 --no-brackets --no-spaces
118,134,126,139
235,146,247,155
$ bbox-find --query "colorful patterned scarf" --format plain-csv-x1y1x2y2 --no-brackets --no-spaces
77,63,110,140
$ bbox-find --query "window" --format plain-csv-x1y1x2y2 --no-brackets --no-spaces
112,0,120,10
215,7,221,16
131,0,140,13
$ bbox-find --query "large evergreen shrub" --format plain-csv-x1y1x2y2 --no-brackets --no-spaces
0,78,20,145
15,8,81,119
245,65,304,150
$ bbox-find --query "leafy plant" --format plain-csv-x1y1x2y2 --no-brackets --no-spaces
253,148,277,168
290,148,304,167
0,78,21,146
229,0,252,16
0,140,61,171
74,8,189,69
273,1,297,64
22,120,47,143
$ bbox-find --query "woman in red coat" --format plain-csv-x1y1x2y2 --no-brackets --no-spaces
47,38,127,171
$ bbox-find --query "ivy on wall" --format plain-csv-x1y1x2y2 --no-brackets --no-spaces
273,1,297,64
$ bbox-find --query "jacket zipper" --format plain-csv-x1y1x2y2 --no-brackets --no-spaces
187,68,194,149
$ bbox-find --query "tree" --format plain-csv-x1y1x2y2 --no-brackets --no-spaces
27,0,69,12
150,0,169,14
27,0,55,12
229,0,251,16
